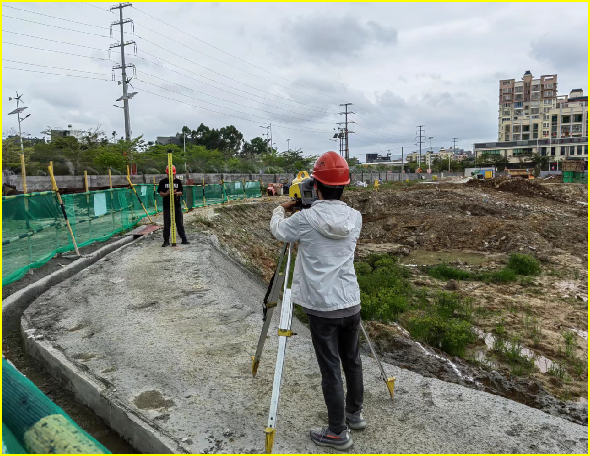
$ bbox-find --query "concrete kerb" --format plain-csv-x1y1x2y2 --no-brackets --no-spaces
21,317,182,454
4,233,183,454
2,236,137,323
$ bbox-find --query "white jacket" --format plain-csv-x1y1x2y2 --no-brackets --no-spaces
270,200,362,312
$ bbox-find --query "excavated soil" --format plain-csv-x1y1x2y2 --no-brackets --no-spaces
185,181,588,424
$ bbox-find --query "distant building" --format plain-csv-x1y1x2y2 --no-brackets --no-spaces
365,152,392,163
6,135,45,146
156,133,184,146
42,125,86,142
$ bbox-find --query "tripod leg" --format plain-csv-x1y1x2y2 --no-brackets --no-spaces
252,243,288,376
360,320,395,401
264,245,294,454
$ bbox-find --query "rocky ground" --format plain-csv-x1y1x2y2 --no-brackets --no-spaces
186,180,588,424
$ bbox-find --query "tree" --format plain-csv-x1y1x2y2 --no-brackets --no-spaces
241,137,268,158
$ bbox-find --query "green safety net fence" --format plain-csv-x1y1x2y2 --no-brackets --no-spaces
204,184,225,205
1,192,72,286
562,171,588,184
245,180,262,198
2,358,111,454
224,181,245,201
2,181,263,286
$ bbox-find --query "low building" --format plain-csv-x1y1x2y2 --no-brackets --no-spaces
365,152,392,163
474,136,588,164
155,134,184,146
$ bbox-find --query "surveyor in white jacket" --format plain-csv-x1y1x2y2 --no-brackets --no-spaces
270,151,364,451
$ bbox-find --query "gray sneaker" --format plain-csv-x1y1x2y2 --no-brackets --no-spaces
345,410,367,430
310,426,353,450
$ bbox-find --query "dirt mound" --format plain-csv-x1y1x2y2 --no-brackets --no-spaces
467,178,554,198
466,178,587,204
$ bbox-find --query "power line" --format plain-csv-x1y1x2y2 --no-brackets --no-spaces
137,88,334,134
79,2,113,13
2,4,108,29
132,35,343,116
3,42,114,61
3,59,108,76
2,31,106,51
134,78,334,129
2,15,111,37
3,66,111,81
132,5,344,105
138,70,337,123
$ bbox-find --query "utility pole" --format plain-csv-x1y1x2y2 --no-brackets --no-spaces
401,147,404,174
286,138,290,153
451,137,458,172
8,92,31,193
110,3,136,142
340,103,354,160
416,125,425,170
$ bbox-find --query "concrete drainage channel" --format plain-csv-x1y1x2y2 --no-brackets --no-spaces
3,233,162,454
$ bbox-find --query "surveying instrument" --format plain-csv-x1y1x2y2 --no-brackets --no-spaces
167,150,177,246
252,213,396,454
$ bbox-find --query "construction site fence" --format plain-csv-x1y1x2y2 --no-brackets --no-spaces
2,181,262,286
2,358,111,454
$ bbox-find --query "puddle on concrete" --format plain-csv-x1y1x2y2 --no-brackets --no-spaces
400,249,500,266
474,328,554,374
133,390,175,410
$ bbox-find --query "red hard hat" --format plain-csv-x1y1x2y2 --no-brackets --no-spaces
312,151,350,186
165,165,176,174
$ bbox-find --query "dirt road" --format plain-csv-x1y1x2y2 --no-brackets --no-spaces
23,233,588,453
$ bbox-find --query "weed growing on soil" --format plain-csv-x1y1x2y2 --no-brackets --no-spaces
192,216,215,227
571,357,587,378
423,264,473,281
523,316,542,347
548,362,570,382
357,254,476,357
562,331,577,358
481,268,518,284
492,333,536,377
507,253,541,276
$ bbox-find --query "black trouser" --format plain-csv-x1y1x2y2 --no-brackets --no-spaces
163,205,187,242
308,312,364,434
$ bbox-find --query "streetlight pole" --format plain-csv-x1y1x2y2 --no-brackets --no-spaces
8,92,32,193
287,139,290,153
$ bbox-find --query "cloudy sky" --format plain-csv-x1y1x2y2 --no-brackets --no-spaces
2,2,588,162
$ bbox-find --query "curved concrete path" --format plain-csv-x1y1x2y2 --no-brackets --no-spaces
22,235,588,454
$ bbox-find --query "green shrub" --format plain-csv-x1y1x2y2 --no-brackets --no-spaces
366,253,397,269
354,262,373,277
481,268,518,284
360,289,409,322
424,264,473,281
507,253,541,276
404,312,475,357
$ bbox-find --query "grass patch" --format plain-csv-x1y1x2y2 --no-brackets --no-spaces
507,253,541,276
423,264,473,281
480,268,518,284
357,254,477,358
492,334,536,377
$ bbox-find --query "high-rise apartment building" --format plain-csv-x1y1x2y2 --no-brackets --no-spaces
498,71,559,142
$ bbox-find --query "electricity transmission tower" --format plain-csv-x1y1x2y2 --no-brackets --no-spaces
339,103,354,160
110,2,138,142
415,125,425,169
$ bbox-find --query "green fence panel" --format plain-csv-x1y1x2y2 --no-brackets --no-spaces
192,185,205,208
224,181,245,201
2,358,110,454
204,184,225,205
245,181,262,198
134,184,159,215
2,192,71,286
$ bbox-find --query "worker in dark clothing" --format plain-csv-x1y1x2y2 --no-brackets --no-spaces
158,165,189,247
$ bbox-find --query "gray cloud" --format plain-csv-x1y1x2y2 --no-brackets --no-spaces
529,28,588,72
283,15,397,61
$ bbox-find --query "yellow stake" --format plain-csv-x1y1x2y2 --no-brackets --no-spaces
153,176,158,215
108,169,113,189
48,161,80,257
126,165,155,224
84,170,89,193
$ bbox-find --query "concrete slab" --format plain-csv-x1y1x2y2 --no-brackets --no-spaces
23,235,588,454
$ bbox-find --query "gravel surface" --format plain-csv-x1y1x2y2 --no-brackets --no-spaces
23,234,588,454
